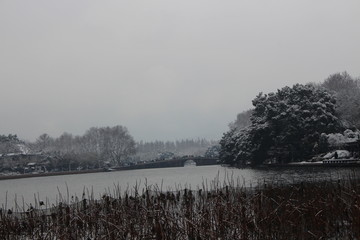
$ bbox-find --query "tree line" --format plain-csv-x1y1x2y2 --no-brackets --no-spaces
135,139,218,162
0,127,219,172
220,72,360,166
0,126,135,171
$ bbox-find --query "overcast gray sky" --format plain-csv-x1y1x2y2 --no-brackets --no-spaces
1,0,359,142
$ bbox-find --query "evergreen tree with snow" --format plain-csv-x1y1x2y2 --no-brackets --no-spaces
220,84,343,166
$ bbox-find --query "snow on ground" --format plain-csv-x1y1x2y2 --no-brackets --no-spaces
323,150,351,159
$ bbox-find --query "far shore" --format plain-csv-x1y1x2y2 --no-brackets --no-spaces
0,168,108,181
1,160,360,181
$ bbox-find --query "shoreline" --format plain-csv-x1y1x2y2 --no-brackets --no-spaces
0,168,107,181
260,160,360,168
1,161,360,181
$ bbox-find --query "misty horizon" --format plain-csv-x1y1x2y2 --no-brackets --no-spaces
1,0,359,142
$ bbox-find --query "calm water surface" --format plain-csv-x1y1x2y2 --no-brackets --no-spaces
0,165,358,209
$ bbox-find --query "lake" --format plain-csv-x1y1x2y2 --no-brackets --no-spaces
0,165,358,210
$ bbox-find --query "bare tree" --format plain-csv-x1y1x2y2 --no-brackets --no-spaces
99,126,136,165
34,133,54,153
322,72,360,129
80,126,136,166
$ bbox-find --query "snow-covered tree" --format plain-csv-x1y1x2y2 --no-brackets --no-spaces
0,134,22,154
229,109,253,130
326,129,360,148
29,126,136,169
220,84,343,165
204,145,220,158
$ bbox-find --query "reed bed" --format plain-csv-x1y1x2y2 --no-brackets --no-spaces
1,173,360,239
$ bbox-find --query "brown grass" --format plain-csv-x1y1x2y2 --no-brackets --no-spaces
1,173,360,239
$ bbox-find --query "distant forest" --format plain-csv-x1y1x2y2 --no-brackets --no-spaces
221,72,360,166
135,139,218,162
0,127,218,172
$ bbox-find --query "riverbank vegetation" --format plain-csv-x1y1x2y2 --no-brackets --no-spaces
220,72,360,166
0,130,218,175
0,126,136,174
1,173,360,239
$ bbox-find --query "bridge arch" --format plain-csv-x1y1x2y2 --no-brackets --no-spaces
183,159,196,167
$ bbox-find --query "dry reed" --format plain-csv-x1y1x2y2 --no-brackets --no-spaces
1,173,360,239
